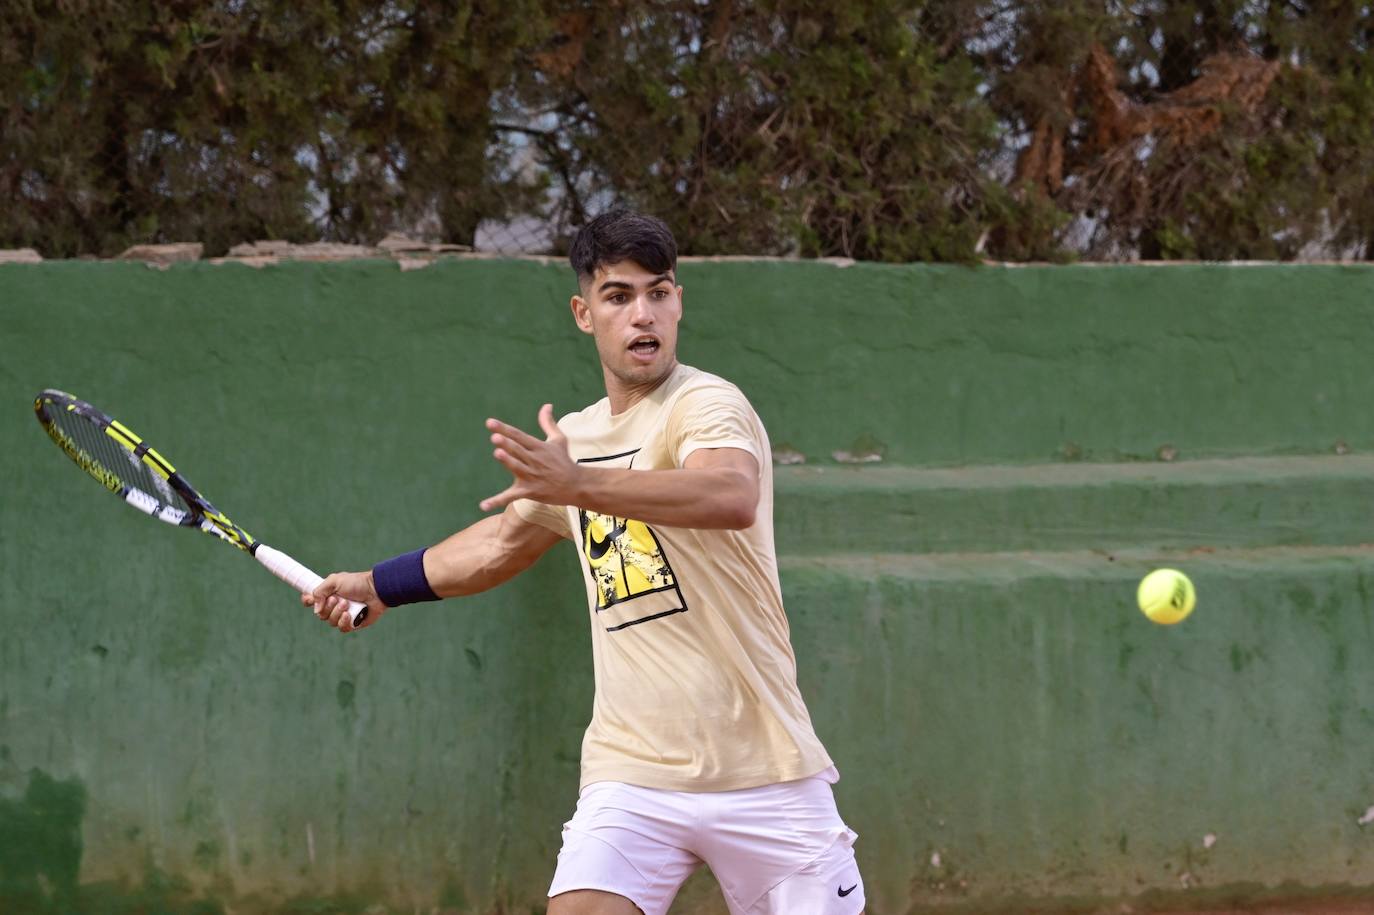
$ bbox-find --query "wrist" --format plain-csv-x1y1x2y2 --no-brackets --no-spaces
567,464,595,507
371,548,440,607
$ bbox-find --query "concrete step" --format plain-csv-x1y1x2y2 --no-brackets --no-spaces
774,454,1374,555
778,544,1374,909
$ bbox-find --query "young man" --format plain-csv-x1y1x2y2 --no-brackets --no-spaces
305,210,864,915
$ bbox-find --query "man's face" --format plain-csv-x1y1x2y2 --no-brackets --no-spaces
572,260,683,389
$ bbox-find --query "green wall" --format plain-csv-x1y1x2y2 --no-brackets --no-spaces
2,259,1374,914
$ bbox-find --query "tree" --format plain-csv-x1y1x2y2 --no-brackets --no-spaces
512,0,1039,262
0,0,545,257
3,1,1371,261
981,0,1374,260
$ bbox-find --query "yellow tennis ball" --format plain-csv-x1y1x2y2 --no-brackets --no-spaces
1137,568,1196,625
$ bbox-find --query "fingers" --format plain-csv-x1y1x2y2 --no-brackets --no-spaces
310,574,360,633
480,483,522,513
492,445,534,477
483,406,567,511
315,592,363,632
325,595,377,633
537,403,562,439
488,421,540,478
489,431,536,471
318,595,346,625
486,417,541,449
488,405,561,448
328,596,354,633
311,576,340,618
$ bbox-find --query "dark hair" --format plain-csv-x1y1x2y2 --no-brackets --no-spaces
569,209,678,283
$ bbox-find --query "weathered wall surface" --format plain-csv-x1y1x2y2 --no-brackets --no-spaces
2,260,1374,914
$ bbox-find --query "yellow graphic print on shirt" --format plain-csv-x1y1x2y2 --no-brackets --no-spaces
576,450,687,632
579,510,687,631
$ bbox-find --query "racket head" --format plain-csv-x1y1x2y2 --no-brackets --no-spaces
33,389,255,551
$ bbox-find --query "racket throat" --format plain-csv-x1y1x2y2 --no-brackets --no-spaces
196,513,255,551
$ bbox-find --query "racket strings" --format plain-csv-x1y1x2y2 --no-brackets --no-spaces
45,407,195,516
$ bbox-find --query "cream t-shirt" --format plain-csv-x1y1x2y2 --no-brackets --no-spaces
513,363,834,792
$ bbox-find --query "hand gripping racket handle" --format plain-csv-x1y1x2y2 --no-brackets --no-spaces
254,544,369,627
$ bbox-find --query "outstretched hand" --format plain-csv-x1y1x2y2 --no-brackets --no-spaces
481,404,580,512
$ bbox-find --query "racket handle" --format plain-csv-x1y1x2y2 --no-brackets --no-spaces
254,544,369,627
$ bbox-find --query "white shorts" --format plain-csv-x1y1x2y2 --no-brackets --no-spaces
548,773,864,915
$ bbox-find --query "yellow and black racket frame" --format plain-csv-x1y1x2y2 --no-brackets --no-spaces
34,389,257,553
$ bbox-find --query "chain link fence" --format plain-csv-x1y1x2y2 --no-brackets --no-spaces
472,215,558,257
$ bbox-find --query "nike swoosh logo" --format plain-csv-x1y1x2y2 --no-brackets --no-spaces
587,519,627,560
838,883,858,897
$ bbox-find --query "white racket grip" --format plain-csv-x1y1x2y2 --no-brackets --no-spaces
254,544,368,626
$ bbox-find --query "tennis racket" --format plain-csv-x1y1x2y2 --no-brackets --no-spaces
34,389,367,626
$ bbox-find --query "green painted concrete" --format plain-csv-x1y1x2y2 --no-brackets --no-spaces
682,261,1374,466
2,259,1374,913
2,260,1374,468
0,770,85,911
783,546,1374,912
776,455,1374,555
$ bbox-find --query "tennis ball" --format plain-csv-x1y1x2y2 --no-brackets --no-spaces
1137,568,1196,625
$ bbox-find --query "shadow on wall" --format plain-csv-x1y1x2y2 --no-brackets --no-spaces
0,769,451,915
0,769,85,913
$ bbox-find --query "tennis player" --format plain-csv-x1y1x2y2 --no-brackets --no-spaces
305,210,865,915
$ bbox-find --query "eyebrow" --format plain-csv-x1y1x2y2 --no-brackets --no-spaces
597,273,674,294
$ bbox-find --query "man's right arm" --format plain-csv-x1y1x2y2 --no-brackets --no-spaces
425,504,566,597
305,503,566,631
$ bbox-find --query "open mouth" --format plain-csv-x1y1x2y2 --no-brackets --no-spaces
629,337,660,357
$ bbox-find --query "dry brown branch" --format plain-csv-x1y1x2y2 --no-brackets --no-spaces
1015,42,1282,196
1016,114,1066,194
533,12,591,79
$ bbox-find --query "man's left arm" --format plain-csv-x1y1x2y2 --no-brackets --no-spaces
479,404,759,531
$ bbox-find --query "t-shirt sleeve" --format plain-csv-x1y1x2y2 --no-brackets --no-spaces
667,381,765,471
511,498,574,540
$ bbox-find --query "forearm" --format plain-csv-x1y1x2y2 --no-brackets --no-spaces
481,411,760,529
421,512,535,597
571,465,757,530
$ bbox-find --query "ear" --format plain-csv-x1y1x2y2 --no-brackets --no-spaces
570,294,594,335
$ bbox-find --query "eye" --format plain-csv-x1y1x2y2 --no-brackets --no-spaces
608,293,628,305
651,288,669,299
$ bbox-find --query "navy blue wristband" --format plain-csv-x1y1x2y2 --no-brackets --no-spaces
372,548,440,607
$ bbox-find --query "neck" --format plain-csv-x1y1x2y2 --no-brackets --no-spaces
605,359,678,414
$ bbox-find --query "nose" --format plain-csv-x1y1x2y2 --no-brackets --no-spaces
630,294,654,325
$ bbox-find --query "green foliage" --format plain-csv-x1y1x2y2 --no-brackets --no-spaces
981,0,1374,260
0,1,546,256
1,1,1371,260
514,0,1020,261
